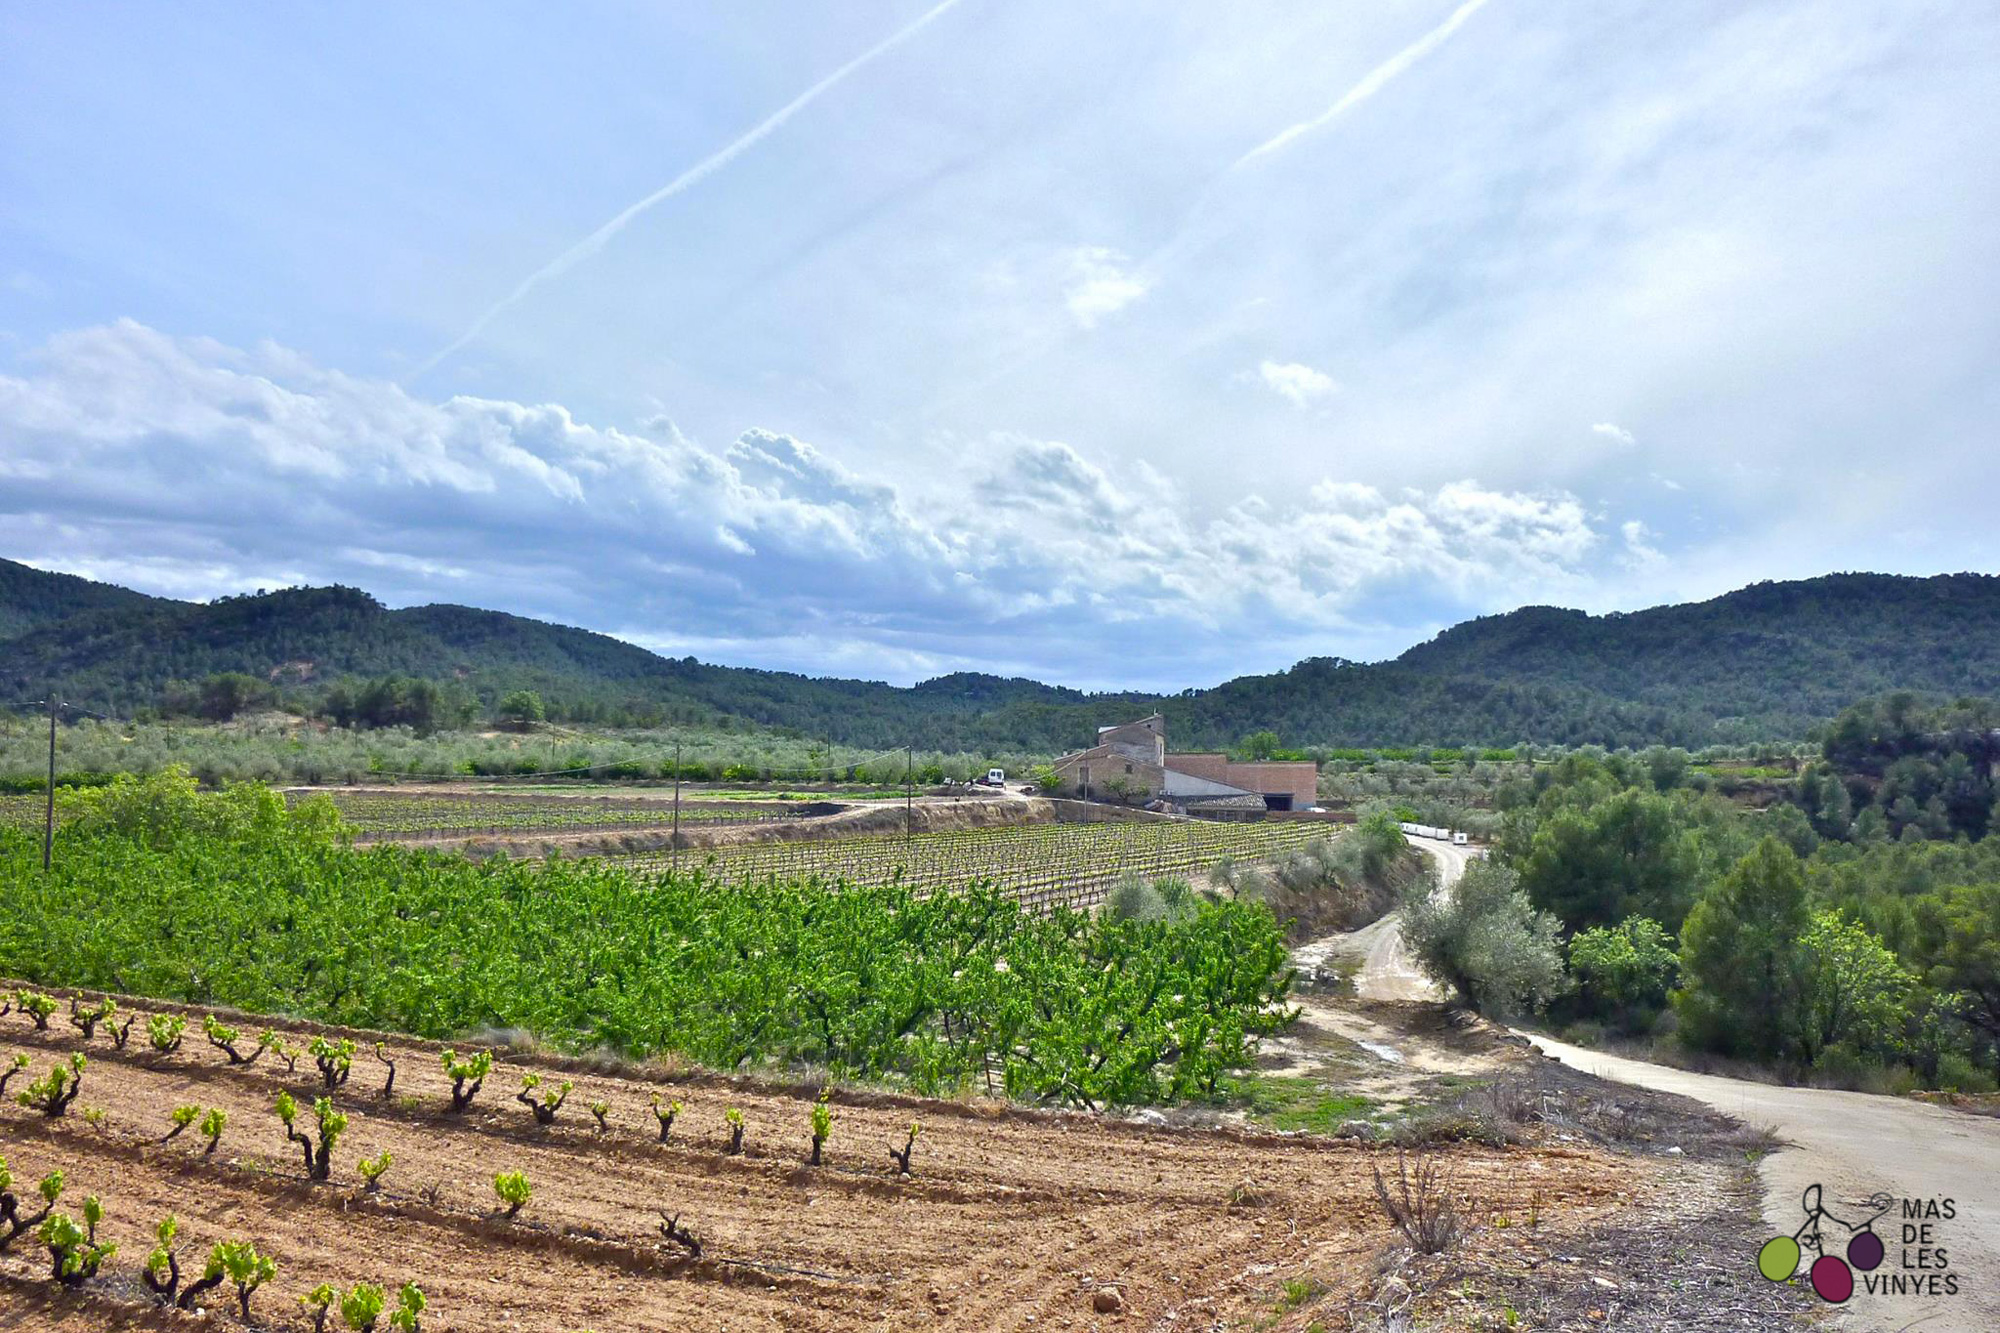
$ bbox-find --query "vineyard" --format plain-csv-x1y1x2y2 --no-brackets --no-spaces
0,989,1636,1333
1,781,1299,1108
636,818,1339,909
0,774,1657,1332
281,787,828,842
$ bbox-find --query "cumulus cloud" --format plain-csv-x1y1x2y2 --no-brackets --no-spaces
1257,360,1339,407
1591,422,1637,446
1063,248,1150,328
0,322,1658,686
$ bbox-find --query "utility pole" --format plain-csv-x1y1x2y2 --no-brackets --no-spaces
905,746,913,842
42,695,59,872
670,737,683,877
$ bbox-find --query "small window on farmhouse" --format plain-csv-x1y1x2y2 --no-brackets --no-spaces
1124,763,1132,773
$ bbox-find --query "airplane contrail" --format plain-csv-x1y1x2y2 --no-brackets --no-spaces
1230,0,1493,171
921,0,1496,418
410,0,968,382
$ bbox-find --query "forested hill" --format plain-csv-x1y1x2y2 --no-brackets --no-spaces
0,558,165,641
3,558,1997,749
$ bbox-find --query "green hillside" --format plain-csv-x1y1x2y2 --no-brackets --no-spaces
4,558,1997,749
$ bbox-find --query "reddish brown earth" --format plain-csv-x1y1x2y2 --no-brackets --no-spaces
0,993,1642,1332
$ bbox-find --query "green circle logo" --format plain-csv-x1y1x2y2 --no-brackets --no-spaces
1758,1235,1801,1282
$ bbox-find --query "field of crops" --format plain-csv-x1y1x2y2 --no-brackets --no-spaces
3,788,1301,1107
0,989,1630,1333
0,793,43,830
282,787,821,841
631,818,1337,908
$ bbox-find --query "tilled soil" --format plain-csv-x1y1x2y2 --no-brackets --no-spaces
0,993,1642,1332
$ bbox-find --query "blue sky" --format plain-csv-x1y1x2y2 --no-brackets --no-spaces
3,1,1997,690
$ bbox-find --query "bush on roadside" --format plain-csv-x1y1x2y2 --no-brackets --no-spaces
1401,859,1567,1017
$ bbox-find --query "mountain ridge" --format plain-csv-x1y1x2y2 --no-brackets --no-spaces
4,558,1996,749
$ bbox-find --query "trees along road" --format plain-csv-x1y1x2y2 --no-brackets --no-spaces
1370,841,2000,1333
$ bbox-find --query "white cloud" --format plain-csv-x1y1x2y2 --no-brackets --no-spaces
0,321,1661,686
1591,422,1637,446
1063,248,1150,328
1620,518,1665,570
1257,360,1339,407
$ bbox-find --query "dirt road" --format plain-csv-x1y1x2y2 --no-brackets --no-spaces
1393,840,2000,1333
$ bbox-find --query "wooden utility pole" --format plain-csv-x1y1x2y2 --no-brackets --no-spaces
905,746,913,842
42,695,58,872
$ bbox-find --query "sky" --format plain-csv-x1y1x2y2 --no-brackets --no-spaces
3,1,1997,691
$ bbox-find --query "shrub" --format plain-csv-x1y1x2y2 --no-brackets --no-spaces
1103,874,1168,923
164,1104,200,1141
588,1098,611,1133
1371,1150,1462,1255
1568,918,1679,1029
0,1053,27,1098
1402,861,1567,1016
493,1171,532,1219
651,1094,682,1142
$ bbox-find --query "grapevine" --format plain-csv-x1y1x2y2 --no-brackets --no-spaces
440,1049,491,1112
17,1052,86,1117
808,1093,833,1166
492,1170,532,1219
515,1072,573,1125
312,1035,357,1090
0,1157,64,1252
15,990,57,1030
39,1193,116,1287
148,1013,186,1054
723,1107,745,1155
889,1121,921,1176
141,1214,183,1304
358,1149,393,1192
276,1091,347,1181
67,996,117,1041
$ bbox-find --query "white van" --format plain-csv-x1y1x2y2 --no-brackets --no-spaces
986,768,1006,786
1452,831,1469,846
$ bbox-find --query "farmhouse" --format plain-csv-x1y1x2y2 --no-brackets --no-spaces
1047,714,1318,813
